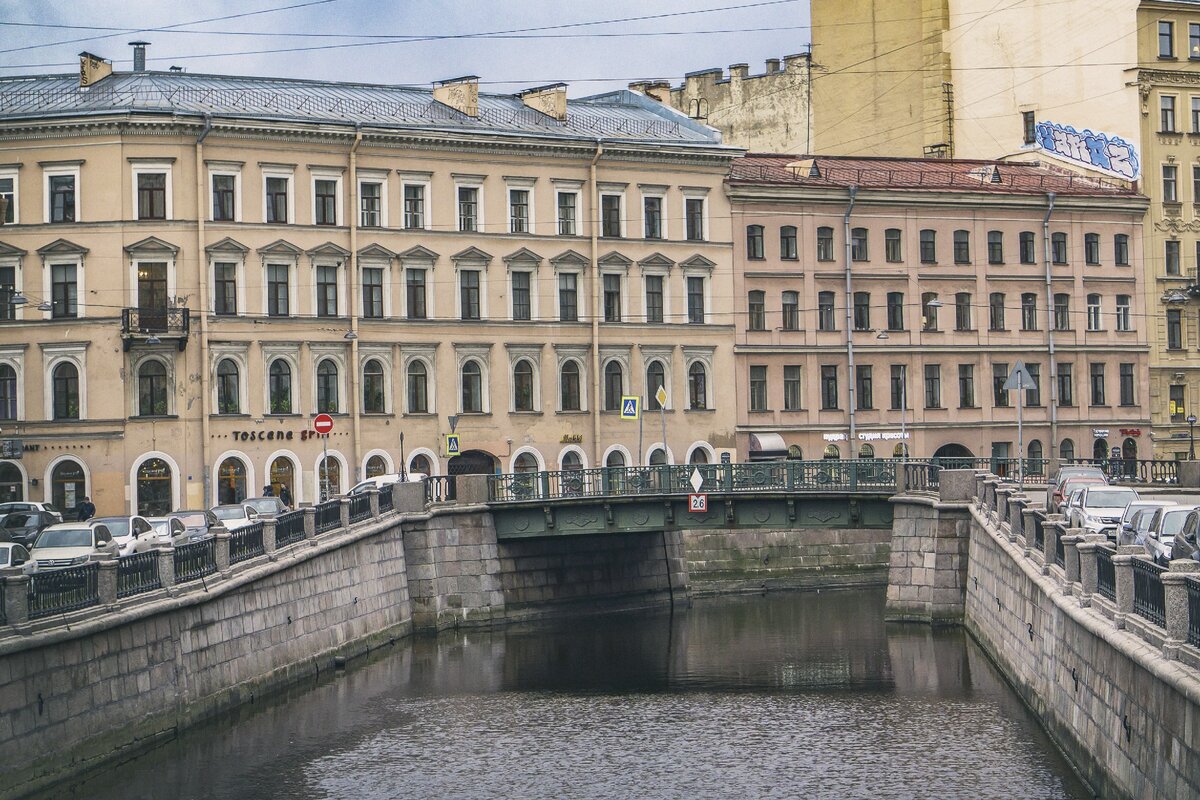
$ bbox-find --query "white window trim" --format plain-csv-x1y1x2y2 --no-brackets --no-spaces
131,161,174,221
261,349,301,416
454,175,486,233
508,267,539,321
681,270,710,324
0,346,25,421
41,254,84,318
129,451,181,515
505,177,537,235
0,255,24,322
311,259,345,318
507,345,542,413
361,449,395,478
208,164,242,223
43,455,91,506
43,164,80,224
359,261,391,319
401,347,437,415
509,446,546,473
399,175,431,231
599,187,628,239
209,255,247,316
555,267,584,322
683,346,716,411
0,166,20,225
600,270,628,322
359,345,393,414
455,345,492,414
311,348,348,415
128,254,178,309
401,262,435,320
682,188,710,242
42,344,88,421
639,262,673,324
602,443,633,468
455,265,489,321
309,170,344,227
554,345,590,413
641,349,674,411
407,446,440,477
358,170,390,228
262,168,295,225
263,449,303,505
553,182,582,236
261,257,299,317
312,449,349,497
211,450,257,505
211,346,249,416
130,352,176,417
638,185,666,240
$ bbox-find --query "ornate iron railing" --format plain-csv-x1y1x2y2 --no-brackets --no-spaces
348,493,372,524
1064,458,1178,484
274,510,306,546
378,485,394,513
28,562,100,619
1054,527,1065,568
230,522,264,564
120,306,190,350
904,462,941,493
314,500,341,533
174,538,217,584
931,457,1048,478
1131,557,1167,628
1032,512,1046,553
1187,576,1200,648
1096,545,1116,601
425,475,456,503
116,551,161,598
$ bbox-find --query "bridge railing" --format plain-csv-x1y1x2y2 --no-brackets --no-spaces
1064,458,1178,485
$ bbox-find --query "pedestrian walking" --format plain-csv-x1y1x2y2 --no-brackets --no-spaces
76,496,96,521
262,484,274,497
279,485,293,510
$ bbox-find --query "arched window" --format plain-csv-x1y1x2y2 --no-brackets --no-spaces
138,360,168,416
462,360,483,413
216,358,239,414
362,359,385,413
646,361,666,410
1093,438,1108,462
688,447,709,464
53,362,80,420
514,452,539,473
409,453,432,477
1059,438,1075,462
788,444,804,460
51,459,86,512
649,447,668,466
893,443,908,458
606,450,626,468
407,360,428,413
823,444,840,459
135,457,172,516
365,454,388,478
562,450,583,470
217,456,247,505
269,457,295,502
859,443,875,459
316,360,339,414
560,360,581,411
0,462,21,503
746,224,764,259
513,359,535,412
688,362,707,410
1028,439,1043,463
269,359,292,414
604,361,623,411
0,364,16,420
318,456,341,501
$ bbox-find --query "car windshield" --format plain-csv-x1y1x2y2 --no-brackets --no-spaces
172,513,208,528
1161,511,1190,537
1085,490,1136,508
243,499,279,513
96,518,130,537
35,528,92,548
211,506,247,520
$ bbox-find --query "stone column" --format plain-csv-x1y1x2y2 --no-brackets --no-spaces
96,555,118,609
1179,460,1200,489
303,507,317,540
1162,559,1200,659
1021,508,1039,554
156,546,176,593
214,530,231,575
995,487,1013,530
367,486,380,518
394,481,424,513
2,567,30,626
1111,545,1142,630
1008,495,1026,542
1060,528,1083,592
339,497,351,530
262,518,277,560
1042,520,1060,575
1076,533,1108,606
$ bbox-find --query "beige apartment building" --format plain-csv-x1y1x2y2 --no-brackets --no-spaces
727,155,1151,465
0,49,740,515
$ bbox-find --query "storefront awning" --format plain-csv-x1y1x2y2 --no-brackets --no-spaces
748,433,789,461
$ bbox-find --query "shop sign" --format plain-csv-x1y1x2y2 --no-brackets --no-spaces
230,429,330,442
857,431,910,441
560,434,584,444
823,433,847,442
1119,428,1141,437
1092,429,1110,439
0,440,21,459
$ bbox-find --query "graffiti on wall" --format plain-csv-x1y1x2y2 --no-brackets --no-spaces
1034,121,1139,181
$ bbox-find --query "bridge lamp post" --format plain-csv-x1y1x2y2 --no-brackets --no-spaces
1188,414,1197,461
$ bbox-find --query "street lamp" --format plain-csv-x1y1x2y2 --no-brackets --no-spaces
1188,414,1197,460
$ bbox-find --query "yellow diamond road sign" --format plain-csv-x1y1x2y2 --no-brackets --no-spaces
655,386,668,408
620,396,640,420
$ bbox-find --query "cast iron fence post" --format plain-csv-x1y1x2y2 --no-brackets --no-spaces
1112,545,1142,630
1162,559,1200,659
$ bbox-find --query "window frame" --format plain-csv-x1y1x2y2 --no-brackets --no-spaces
358,172,388,228
455,180,483,233
209,168,240,223
131,161,172,221
263,169,294,225
311,172,342,227
43,164,80,224
401,176,431,231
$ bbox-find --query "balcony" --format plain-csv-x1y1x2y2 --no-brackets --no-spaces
121,307,190,351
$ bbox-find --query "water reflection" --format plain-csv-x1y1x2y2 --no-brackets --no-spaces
48,589,1090,800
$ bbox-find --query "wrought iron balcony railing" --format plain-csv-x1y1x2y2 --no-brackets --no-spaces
121,307,190,350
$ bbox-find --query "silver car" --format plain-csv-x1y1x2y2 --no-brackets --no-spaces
1142,506,1198,566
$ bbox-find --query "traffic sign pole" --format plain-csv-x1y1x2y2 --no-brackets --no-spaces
657,385,668,466
313,414,335,501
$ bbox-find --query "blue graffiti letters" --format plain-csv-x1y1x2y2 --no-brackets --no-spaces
1033,121,1139,181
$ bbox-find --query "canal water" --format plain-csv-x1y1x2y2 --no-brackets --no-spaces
50,589,1090,800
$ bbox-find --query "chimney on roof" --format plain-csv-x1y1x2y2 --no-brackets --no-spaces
518,83,568,121
78,51,113,88
765,58,781,74
129,41,149,72
729,63,749,81
433,76,480,118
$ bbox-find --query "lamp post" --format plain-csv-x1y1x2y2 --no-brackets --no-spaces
1188,414,1197,461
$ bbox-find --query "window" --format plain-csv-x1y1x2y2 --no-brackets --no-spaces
216,359,239,414
1058,363,1074,407
924,364,941,409
1084,232,1100,265
0,173,15,224
1162,95,1177,132
49,173,76,223
886,291,904,331
1051,232,1067,264
954,292,972,331
51,264,77,319
689,362,708,410
642,196,664,240
1161,20,1176,57
1168,308,1183,349
360,181,382,227
0,364,15,420
783,365,802,411
818,291,836,331
687,277,705,324
604,361,623,411
989,292,1006,331
0,266,12,321
645,275,664,323
1022,111,1036,145
855,365,873,410
362,267,384,319
1120,363,1135,406
508,189,529,233
559,273,578,322
1026,363,1041,406
404,184,426,229
137,360,168,416
1089,363,1106,406
782,291,800,330
601,194,622,238
1114,234,1129,266
958,364,975,408
821,365,838,410
462,360,483,413
851,227,868,261
363,359,385,413
269,359,291,414
458,186,479,232
1166,239,1181,274
919,229,936,263
1060,439,1076,461
314,179,337,225
1195,163,1200,199
136,172,166,220
557,192,577,235
407,361,428,413
987,231,1003,264
646,361,666,410
511,272,531,321
780,226,798,260
53,362,79,419
560,361,581,411
890,365,907,410
817,226,834,261
316,360,339,413
746,225,765,259
513,360,535,412
747,290,766,331
1053,293,1070,330
267,264,289,317
1164,165,1179,202
265,176,289,223
953,230,970,264
406,269,427,320
1019,231,1036,264
1192,22,1200,59
214,263,237,316
750,365,768,412
460,270,481,320
992,363,1009,407
1116,295,1132,331
1171,384,1186,422
603,274,621,322
1086,293,1102,331
685,197,705,241
1021,293,1038,331
921,292,939,331
853,291,871,330
316,265,338,317
885,228,902,262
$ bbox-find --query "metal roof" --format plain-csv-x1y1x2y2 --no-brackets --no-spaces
0,71,726,147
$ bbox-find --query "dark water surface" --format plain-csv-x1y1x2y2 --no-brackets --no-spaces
52,589,1091,800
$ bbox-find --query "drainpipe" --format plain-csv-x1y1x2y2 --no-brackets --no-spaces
844,186,859,454
589,139,604,467
195,114,213,506
348,124,363,481
1042,192,1058,462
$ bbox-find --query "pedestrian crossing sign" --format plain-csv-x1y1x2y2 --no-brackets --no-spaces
620,395,640,420
445,433,461,457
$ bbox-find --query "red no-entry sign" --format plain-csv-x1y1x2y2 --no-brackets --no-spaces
313,413,334,435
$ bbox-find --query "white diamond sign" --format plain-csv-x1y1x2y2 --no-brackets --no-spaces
690,468,704,493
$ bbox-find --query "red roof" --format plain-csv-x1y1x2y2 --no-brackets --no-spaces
729,154,1140,197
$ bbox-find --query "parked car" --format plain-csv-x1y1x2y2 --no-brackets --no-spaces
26,523,118,572
1142,505,1198,566
164,509,219,542
209,504,259,532
348,472,428,496
1046,466,1106,513
1172,509,1200,562
1056,476,1108,516
1118,500,1178,545
0,501,63,524
0,510,59,546
242,496,288,519
0,542,30,568
91,515,154,556
132,517,190,553
1061,486,1089,526
1069,486,1139,537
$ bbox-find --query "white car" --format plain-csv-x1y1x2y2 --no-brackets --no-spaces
209,504,260,532
132,516,190,553
1143,505,1198,566
0,542,30,568
348,472,428,496
91,515,155,556
1117,500,1178,545
1070,486,1139,537
26,523,119,572
0,501,63,524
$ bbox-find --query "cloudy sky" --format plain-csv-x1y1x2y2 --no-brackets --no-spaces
0,0,811,94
